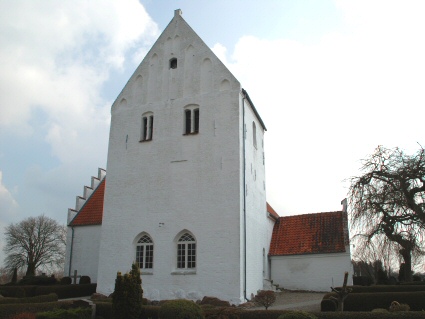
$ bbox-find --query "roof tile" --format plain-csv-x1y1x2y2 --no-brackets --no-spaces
70,179,105,226
269,211,346,256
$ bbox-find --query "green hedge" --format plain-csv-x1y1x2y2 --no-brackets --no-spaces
141,305,160,319
0,285,37,297
0,293,57,305
36,307,91,319
337,285,425,293
0,301,72,319
35,284,97,299
316,313,425,319
343,291,425,311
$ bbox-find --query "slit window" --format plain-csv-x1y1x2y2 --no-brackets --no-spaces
170,58,177,69
141,113,153,141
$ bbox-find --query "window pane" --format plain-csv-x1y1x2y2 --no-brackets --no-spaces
145,244,153,269
136,245,144,269
194,109,199,133
142,117,148,140
177,243,185,268
149,116,154,140
185,110,191,134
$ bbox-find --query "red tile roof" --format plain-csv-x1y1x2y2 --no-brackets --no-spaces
269,211,346,256
70,179,105,226
267,202,279,219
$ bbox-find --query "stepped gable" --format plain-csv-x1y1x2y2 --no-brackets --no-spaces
68,168,106,226
269,211,346,256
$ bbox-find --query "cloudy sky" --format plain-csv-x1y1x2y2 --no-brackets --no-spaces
1,0,425,266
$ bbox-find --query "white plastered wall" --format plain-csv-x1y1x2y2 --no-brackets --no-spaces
96,11,254,304
270,251,353,292
64,225,101,282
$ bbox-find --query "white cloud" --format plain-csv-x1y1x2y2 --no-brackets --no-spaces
0,0,159,161
215,1,425,215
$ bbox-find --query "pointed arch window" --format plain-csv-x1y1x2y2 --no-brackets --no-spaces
136,234,153,269
177,232,196,269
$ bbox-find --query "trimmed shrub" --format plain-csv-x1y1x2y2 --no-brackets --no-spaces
158,299,203,319
112,263,143,319
35,307,91,319
18,276,57,286
0,301,72,319
0,293,57,305
140,305,160,319
277,311,317,319
343,291,425,311
0,287,26,298
35,284,97,299
200,296,231,307
371,308,389,313
334,285,425,293
320,299,337,312
254,290,276,310
60,277,72,285
203,307,241,319
93,302,112,319
79,276,91,285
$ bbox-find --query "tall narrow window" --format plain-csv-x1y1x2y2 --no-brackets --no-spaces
177,232,196,269
185,109,191,134
136,234,154,269
252,122,257,149
184,107,200,135
141,113,153,141
170,58,177,69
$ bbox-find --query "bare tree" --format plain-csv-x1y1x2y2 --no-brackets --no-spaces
349,145,425,282
3,215,66,276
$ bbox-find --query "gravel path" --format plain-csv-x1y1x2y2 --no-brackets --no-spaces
251,290,326,312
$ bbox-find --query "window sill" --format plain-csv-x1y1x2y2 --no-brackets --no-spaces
183,132,199,136
171,270,196,275
139,139,153,143
141,271,153,275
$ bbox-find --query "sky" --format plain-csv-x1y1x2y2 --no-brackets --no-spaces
1,0,425,267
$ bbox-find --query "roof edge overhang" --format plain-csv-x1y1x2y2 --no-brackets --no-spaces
241,88,267,131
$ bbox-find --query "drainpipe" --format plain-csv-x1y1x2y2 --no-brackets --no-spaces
241,90,248,302
68,226,75,277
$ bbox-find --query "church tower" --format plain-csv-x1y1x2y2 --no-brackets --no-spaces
96,10,270,303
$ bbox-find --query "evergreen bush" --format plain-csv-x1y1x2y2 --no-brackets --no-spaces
158,299,203,319
60,277,72,285
79,276,91,284
112,263,143,319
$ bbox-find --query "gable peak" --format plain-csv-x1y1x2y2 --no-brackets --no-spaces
174,9,182,18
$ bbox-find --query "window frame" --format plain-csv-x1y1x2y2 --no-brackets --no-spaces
140,112,154,142
183,106,200,135
135,234,154,271
176,232,196,271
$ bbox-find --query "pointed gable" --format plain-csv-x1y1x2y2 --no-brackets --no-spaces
269,211,346,256
267,202,279,219
70,179,105,226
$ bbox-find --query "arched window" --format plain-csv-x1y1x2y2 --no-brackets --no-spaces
136,234,153,269
184,105,200,135
177,232,196,269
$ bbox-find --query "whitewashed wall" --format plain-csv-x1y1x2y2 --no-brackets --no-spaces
270,252,353,292
97,10,256,304
64,225,101,282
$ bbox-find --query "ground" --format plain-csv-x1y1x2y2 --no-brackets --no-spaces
251,290,326,311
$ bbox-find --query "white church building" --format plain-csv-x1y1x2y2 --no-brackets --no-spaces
64,10,352,304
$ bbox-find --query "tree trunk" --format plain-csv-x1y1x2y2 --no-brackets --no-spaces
400,248,413,282
26,262,36,277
